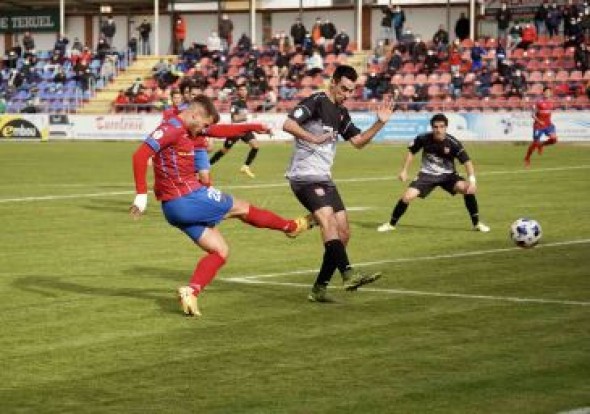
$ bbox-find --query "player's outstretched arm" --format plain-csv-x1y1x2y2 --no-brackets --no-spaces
206,123,270,139
130,143,155,219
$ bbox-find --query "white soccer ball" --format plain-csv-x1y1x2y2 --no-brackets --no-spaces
510,218,542,248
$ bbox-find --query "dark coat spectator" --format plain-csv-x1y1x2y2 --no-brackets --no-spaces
449,72,464,99
321,19,337,40
508,69,527,97
219,14,234,47
410,83,428,111
237,33,252,55
475,67,492,97
563,3,580,36
387,49,403,74
391,6,406,42
137,19,151,55
546,5,562,37
54,36,69,55
574,43,589,73
496,4,512,37
290,18,307,47
432,25,449,51
22,32,35,52
333,30,350,54
423,50,439,74
455,13,470,41
101,17,117,46
380,6,393,41
535,4,549,35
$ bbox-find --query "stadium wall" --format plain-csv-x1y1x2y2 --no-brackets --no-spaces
2,113,588,142
0,6,469,56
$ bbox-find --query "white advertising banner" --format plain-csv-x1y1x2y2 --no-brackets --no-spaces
46,112,590,142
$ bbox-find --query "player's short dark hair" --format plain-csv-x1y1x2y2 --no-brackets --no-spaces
192,95,220,124
430,113,448,127
333,65,358,83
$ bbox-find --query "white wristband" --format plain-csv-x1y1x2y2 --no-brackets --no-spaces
468,175,477,184
133,194,148,212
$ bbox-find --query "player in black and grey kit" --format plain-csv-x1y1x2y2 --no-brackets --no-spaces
209,83,260,178
283,65,394,303
377,113,490,233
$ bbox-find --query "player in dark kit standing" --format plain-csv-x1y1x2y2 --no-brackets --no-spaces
525,86,558,167
209,83,260,178
131,95,313,317
283,65,394,303
377,113,490,233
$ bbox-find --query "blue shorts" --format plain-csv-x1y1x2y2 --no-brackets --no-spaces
161,186,233,241
533,124,556,141
194,149,211,172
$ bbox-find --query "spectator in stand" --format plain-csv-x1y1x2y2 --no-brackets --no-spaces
518,23,537,50
535,3,549,35
363,72,381,100
127,77,145,99
411,36,427,64
449,43,462,73
114,89,130,112
302,33,314,55
409,82,428,111
236,33,252,55
496,41,507,70
423,49,439,74
380,6,393,43
138,19,152,55
475,67,492,97
391,5,406,43
279,78,298,100
101,16,117,47
219,14,234,51
174,16,187,54
563,0,580,37
321,18,337,42
546,3,562,38
507,68,527,98
432,24,449,52
71,37,84,55
455,12,470,42
574,43,589,73
22,32,35,53
207,30,223,54
333,30,350,55
586,79,590,99
5,51,18,69
387,48,403,75
508,22,523,52
134,87,154,111
54,67,67,84
471,41,486,72
399,28,416,54
564,17,583,48
305,48,324,76
370,40,388,65
96,37,110,61
311,17,323,46
290,17,307,48
449,71,464,100
496,3,512,40
54,35,69,55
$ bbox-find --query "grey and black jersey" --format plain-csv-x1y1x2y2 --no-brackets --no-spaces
230,98,249,123
408,132,470,175
285,92,361,182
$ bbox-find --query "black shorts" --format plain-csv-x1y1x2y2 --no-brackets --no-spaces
223,132,256,149
289,180,345,213
409,172,465,198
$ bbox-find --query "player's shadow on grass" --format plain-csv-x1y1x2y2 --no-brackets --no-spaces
355,220,471,232
12,276,180,315
123,265,186,281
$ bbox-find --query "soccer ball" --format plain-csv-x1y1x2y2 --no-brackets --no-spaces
510,218,542,248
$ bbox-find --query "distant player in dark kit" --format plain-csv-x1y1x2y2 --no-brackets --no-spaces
283,64,394,303
209,83,260,178
377,113,491,233
131,95,313,317
525,86,558,167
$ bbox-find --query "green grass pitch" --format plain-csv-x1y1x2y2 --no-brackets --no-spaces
0,140,589,413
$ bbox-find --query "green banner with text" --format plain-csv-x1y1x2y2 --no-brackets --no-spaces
0,10,60,33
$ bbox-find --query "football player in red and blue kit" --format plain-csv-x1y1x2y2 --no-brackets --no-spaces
131,95,313,316
525,87,558,167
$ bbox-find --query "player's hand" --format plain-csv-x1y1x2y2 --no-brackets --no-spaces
376,98,394,124
312,131,335,144
398,170,408,182
130,194,148,220
255,123,272,134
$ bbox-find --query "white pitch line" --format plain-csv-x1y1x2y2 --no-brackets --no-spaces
223,238,590,307
0,164,589,204
224,278,590,307
228,238,590,281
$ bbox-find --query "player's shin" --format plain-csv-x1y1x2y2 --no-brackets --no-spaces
463,194,479,226
188,252,226,294
391,199,409,226
244,205,293,232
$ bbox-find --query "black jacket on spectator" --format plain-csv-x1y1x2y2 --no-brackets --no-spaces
138,21,151,40
321,22,337,40
455,15,470,41
496,8,512,30
290,22,307,46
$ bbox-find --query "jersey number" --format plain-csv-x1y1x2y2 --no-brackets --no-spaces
207,187,222,202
